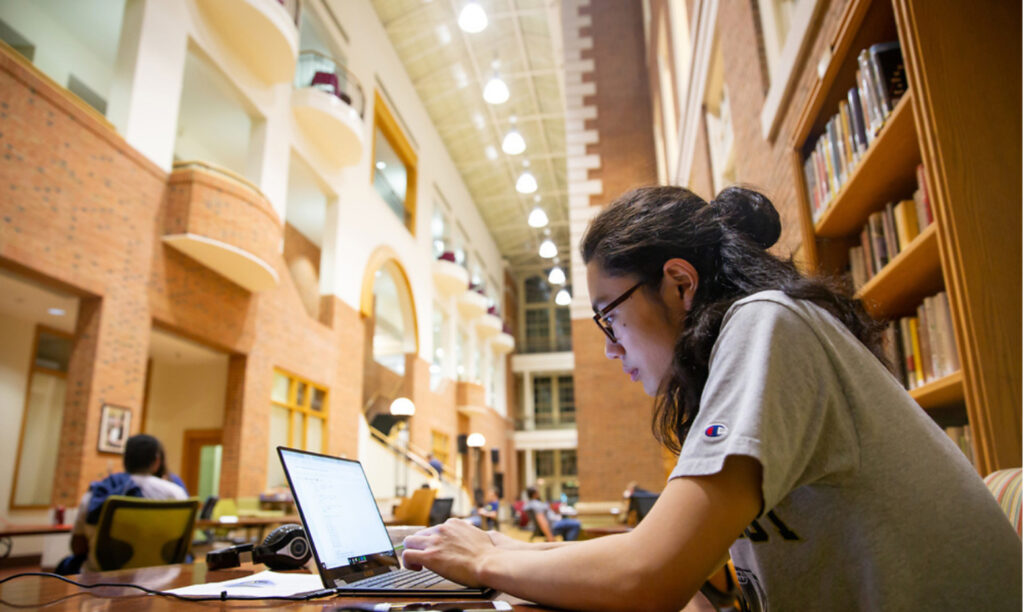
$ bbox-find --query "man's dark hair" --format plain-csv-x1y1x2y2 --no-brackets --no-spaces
123,434,162,474
526,486,539,500
581,185,885,454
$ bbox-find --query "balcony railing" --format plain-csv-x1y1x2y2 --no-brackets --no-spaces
515,413,577,430
295,50,365,117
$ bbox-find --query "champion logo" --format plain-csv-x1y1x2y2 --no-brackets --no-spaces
704,423,729,440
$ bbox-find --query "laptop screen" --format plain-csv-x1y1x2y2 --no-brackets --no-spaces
278,447,398,581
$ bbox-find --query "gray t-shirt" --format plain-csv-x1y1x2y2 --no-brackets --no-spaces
670,291,1021,611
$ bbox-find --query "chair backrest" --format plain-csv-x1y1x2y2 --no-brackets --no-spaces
199,495,219,520
393,488,437,526
90,495,200,571
428,497,454,526
211,497,238,520
984,468,1022,537
628,492,659,525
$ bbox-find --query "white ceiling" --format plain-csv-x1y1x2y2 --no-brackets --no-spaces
363,0,570,275
0,268,78,333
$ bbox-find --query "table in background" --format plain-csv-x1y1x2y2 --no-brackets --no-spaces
196,515,301,542
0,524,73,538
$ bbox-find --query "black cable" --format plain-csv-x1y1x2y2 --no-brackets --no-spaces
0,571,338,603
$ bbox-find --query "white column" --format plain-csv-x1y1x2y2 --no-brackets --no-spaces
318,197,340,296
107,0,189,170
522,372,534,430
524,450,536,487
246,84,292,221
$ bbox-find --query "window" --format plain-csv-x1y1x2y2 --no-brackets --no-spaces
430,304,447,390
431,430,450,468
372,265,414,375
533,449,577,503
372,92,418,232
527,374,575,429
521,274,571,353
10,327,71,508
535,450,555,477
756,0,824,139
267,369,328,489
704,41,736,194
560,449,577,477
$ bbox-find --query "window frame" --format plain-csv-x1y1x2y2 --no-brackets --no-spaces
371,91,418,233
270,368,329,452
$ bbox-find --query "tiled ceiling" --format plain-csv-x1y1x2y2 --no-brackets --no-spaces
366,0,569,274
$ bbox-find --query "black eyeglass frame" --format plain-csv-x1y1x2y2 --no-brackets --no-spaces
592,280,644,342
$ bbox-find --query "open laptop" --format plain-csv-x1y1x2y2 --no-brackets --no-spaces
277,446,491,597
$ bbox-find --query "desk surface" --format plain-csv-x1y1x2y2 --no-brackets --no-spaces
195,515,301,528
0,524,73,537
0,561,545,610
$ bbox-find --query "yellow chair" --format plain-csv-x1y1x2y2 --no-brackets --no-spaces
89,495,200,570
392,488,437,526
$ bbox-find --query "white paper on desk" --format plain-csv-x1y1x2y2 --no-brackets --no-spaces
166,570,324,598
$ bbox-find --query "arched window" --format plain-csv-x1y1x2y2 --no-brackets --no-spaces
372,262,416,374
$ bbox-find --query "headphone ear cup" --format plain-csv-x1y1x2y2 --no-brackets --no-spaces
254,524,311,570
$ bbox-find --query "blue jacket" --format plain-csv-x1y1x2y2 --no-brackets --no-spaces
85,473,142,524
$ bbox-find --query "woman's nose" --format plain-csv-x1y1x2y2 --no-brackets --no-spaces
604,335,623,359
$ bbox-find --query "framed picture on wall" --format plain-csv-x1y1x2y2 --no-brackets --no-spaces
98,404,132,454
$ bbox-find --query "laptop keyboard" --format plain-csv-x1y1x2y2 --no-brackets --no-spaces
348,568,446,590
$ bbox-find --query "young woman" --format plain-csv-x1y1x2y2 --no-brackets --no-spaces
402,186,1021,611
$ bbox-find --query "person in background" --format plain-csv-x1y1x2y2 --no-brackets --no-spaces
57,434,187,574
524,486,581,542
155,447,188,494
467,488,500,530
400,186,1021,611
426,453,444,478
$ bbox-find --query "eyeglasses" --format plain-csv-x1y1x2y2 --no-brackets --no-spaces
592,281,644,343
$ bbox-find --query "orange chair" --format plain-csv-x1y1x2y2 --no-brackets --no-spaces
391,488,437,526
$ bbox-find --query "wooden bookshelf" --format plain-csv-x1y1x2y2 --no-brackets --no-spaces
911,370,964,412
789,0,1021,474
855,223,941,319
814,94,920,239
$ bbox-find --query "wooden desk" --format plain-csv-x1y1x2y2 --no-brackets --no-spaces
0,524,73,538
0,561,545,610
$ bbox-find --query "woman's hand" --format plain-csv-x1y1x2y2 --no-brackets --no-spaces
401,518,496,586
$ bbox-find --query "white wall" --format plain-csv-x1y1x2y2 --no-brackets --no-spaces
143,360,228,480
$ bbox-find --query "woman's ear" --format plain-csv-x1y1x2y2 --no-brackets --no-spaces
661,258,698,312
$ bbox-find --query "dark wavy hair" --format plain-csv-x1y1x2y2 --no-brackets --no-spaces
580,185,886,454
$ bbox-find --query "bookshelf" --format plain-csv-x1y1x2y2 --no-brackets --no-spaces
789,0,1021,475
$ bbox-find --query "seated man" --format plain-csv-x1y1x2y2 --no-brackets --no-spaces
467,488,500,529
58,434,187,574
525,486,581,541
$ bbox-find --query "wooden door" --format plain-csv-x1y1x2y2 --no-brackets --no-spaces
182,429,222,497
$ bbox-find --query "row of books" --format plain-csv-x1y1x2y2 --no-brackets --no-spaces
944,425,975,465
881,290,961,391
802,41,908,222
848,163,934,290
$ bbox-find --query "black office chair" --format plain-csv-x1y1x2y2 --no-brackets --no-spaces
428,497,454,526
628,492,659,525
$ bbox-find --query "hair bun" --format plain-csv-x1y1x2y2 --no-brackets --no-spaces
712,186,781,249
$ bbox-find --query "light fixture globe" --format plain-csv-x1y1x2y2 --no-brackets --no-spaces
548,266,566,285
389,397,416,416
466,432,486,447
501,129,526,154
516,171,538,194
457,1,488,33
539,239,557,259
555,288,571,306
527,206,549,228
483,76,509,104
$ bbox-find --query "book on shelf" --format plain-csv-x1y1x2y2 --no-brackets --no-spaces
892,199,919,250
886,291,959,393
803,42,906,224
881,321,904,382
868,211,888,271
881,202,899,262
944,425,975,465
914,163,934,227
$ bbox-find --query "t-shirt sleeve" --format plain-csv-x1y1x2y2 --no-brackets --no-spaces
669,298,860,512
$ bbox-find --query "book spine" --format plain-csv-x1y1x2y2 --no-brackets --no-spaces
893,199,920,250
803,155,817,220
857,51,884,135
868,212,888,271
908,316,925,388
839,100,855,169
816,138,831,207
936,291,961,372
917,302,933,383
882,321,903,381
826,117,844,187
899,317,916,389
847,87,868,157
822,131,838,198
860,224,875,277
868,45,892,119
881,202,899,259
925,296,943,379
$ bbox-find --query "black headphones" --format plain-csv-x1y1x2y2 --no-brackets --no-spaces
206,523,311,571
